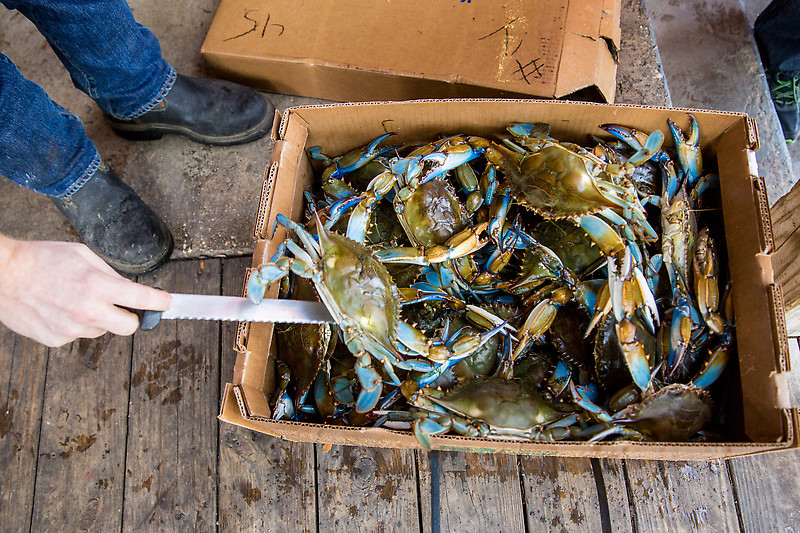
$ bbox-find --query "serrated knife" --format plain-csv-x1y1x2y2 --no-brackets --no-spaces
132,293,336,330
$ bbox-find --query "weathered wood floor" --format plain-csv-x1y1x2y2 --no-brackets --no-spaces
1,255,799,532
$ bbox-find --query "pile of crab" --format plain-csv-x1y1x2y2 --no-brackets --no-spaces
247,115,735,449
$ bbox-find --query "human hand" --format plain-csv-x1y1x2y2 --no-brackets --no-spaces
0,235,171,347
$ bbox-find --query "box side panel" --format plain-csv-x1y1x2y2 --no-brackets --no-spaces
221,399,797,461
290,100,746,158
203,51,574,103
718,122,786,442
201,0,617,101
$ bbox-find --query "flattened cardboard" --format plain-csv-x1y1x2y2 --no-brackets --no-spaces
201,0,620,103
221,99,799,460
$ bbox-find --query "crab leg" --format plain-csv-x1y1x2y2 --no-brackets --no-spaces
375,222,490,265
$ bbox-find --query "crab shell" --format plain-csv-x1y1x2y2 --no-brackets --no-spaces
316,227,401,357
395,176,467,247
418,376,564,432
275,277,337,405
499,143,622,220
612,383,714,441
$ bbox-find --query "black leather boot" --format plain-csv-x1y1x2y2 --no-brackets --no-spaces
105,74,275,146
50,163,173,275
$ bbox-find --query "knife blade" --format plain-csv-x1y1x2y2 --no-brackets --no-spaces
132,293,336,330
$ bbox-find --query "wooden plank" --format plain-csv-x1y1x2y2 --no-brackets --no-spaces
122,259,221,532
773,227,800,335
787,338,800,407
0,327,49,533
30,334,132,531
417,450,524,532
316,445,420,532
728,449,800,530
598,458,636,531
217,256,318,531
770,179,800,252
625,459,740,532
519,457,634,532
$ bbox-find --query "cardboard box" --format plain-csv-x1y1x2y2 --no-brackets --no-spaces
201,0,621,103
220,99,799,460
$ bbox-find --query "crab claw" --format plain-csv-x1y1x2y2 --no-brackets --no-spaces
690,330,732,388
330,133,397,179
247,272,268,304
412,418,449,450
668,114,702,188
569,382,613,424
616,318,653,392
355,358,383,413
418,142,483,184
626,130,664,165
665,297,695,377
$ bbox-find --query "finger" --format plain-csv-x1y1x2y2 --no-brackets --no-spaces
44,324,107,347
112,282,172,312
94,304,142,336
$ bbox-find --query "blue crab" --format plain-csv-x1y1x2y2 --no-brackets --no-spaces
379,376,576,449
248,213,508,412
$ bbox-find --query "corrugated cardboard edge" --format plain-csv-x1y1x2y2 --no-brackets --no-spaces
219,384,797,459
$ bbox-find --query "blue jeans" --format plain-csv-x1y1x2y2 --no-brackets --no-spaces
0,0,175,198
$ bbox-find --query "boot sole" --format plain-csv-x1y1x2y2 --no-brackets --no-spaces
102,231,175,276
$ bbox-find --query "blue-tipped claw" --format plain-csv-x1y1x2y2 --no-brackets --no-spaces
247,271,267,304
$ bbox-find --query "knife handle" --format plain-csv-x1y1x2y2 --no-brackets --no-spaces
121,307,163,331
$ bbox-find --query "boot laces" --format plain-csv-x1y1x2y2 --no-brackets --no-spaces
771,74,799,107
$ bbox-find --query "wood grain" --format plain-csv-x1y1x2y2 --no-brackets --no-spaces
0,327,49,533
519,456,633,532
417,450,524,533
728,450,800,531
123,259,221,532
218,256,318,532
597,458,636,532
30,334,132,532
625,459,740,532
316,445,420,532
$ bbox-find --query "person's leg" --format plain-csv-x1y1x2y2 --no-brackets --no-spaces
0,53,172,274
754,0,800,142
0,53,98,197
1,0,174,119
3,0,274,145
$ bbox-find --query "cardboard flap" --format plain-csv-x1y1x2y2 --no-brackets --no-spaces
233,383,272,420
270,108,283,142
601,0,622,57
552,0,619,101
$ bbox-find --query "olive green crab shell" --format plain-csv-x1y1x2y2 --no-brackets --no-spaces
316,226,400,348
396,177,467,247
508,144,622,219
613,383,714,441
427,377,563,431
